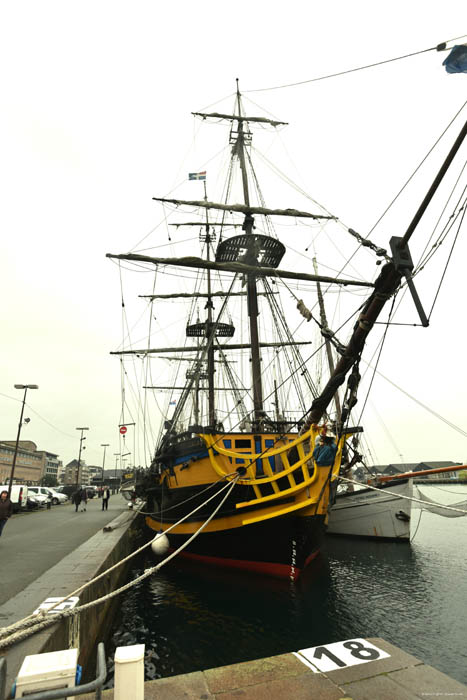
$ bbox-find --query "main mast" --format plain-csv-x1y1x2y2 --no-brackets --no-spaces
233,81,264,426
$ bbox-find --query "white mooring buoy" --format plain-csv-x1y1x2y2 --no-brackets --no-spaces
151,531,170,556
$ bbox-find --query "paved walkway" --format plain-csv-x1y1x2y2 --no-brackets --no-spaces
0,497,127,605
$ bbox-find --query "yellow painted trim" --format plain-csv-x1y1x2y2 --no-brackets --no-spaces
241,495,320,525
145,490,322,534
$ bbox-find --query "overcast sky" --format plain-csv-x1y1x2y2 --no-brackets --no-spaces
1,1,466,471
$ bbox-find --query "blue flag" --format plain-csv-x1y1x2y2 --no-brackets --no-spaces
443,45,467,74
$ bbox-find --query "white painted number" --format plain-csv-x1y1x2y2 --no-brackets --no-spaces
295,638,390,673
33,596,80,615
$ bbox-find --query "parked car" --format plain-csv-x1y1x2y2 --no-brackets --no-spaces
27,491,48,507
0,484,29,513
49,489,68,504
27,493,44,510
28,486,67,505
56,484,79,499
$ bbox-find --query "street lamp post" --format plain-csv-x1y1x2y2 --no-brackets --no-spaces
9,384,39,496
76,427,89,487
100,443,109,484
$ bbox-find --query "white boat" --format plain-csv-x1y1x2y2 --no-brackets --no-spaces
327,464,467,540
327,479,412,540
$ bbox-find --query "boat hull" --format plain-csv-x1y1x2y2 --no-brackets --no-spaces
327,479,411,540
146,512,326,581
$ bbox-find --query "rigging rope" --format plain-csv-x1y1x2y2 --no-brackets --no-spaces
245,36,467,93
315,99,467,294
413,170,467,276
366,98,467,239
356,296,396,426
361,358,467,439
426,196,467,320
338,476,467,514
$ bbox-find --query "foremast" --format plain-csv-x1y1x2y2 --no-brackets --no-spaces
202,182,216,426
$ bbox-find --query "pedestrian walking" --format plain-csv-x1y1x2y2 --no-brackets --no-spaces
72,488,82,513
102,486,110,511
81,488,88,512
0,490,13,537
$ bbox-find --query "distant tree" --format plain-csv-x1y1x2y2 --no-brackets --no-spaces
458,470,467,481
41,475,58,487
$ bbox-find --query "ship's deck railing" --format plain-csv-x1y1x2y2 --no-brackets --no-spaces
200,427,347,522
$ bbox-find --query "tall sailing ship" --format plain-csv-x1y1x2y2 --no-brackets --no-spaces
108,83,467,580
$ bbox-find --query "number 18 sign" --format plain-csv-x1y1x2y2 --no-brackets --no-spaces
295,638,390,673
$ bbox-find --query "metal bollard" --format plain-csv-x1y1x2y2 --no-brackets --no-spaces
114,644,145,700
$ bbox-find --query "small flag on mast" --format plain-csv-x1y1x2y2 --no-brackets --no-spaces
188,171,206,180
169,400,177,406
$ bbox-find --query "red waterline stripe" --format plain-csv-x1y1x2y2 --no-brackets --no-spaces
166,548,320,581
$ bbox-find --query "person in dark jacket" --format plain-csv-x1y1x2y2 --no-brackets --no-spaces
0,490,13,536
312,435,338,466
102,486,110,511
72,488,82,513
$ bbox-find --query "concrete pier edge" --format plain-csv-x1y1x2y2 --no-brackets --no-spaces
80,637,467,699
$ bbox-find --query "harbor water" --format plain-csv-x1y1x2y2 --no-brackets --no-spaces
104,484,467,686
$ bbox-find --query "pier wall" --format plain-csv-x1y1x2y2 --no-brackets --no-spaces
1,508,141,698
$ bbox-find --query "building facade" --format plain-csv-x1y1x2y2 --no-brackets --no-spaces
0,441,62,485
36,450,62,483
88,466,103,484
64,459,90,485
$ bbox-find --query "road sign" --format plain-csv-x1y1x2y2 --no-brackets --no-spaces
119,426,127,435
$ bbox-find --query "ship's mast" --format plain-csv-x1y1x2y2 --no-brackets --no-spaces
234,80,263,426
202,180,216,426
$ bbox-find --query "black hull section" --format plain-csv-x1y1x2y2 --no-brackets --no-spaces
149,514,326,580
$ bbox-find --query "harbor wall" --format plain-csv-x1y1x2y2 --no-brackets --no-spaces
1,508,142,698
78,637,467,699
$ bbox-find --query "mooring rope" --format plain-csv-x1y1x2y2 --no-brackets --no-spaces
0,475,239,648
338,476,467,514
